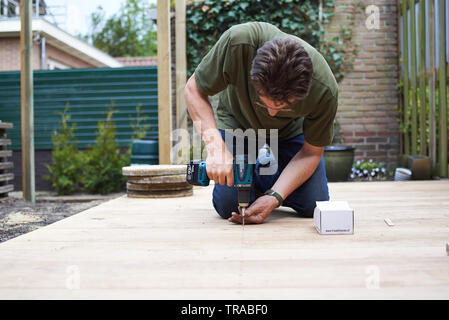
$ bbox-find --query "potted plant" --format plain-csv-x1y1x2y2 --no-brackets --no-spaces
323,119,355,182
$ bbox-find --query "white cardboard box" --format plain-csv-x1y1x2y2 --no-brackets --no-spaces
313,201,354,235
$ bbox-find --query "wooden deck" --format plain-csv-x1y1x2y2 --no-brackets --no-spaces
0,180,448,299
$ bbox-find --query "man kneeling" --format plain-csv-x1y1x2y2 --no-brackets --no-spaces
184,22,338,224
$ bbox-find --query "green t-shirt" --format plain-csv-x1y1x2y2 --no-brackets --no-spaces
194,22,338,146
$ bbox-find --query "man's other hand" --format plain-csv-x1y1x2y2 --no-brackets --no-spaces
228,195,279,224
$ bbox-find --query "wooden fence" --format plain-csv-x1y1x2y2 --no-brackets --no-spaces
0,122,13,198
0,67,158,150
399,0,448,177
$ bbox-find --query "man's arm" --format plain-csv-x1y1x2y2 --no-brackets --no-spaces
229,90,337,224
271,141,324,199
184,74,234,186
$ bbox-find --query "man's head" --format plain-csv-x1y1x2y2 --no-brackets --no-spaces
250,38,314,110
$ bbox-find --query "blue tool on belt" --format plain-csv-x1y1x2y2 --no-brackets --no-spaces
186,154,254,227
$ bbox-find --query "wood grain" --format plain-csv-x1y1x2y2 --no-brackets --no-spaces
20,0,35,202
122,165,185,177
126,181,191,191
157,0,172,164
0,181,448,299
127,174,186,184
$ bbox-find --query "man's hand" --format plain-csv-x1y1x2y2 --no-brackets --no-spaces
185,74,234,186
228,195,279,224
204,134,234,186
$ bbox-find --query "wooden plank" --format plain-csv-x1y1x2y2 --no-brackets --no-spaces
175,0,187,131
0,139,11,146
157,0,172,165
409,0,418,154
428,0,437,169
0,162,13,170
0,181,448,299
0,150,12,158
0,173,14,182
401,0,410,155
439,0,448,177
174,0,188,165
418,0,426,155
0,123,13,129
20,0,36,202
0,184,13,194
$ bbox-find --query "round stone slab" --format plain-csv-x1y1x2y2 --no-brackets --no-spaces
127,188,193,198
127,174,187,184
126,182,192,192
122,165,186,177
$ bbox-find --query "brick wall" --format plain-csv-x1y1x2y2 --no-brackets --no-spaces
0,37,95,71
0,38,40,71
0,39,19,70
325,0,400,167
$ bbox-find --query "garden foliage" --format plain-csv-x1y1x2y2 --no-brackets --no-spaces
186,0,359,82
45,105,149,195
44,106,84,195
82,108,129,195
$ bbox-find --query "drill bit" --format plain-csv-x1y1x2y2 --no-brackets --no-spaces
242,207,245,229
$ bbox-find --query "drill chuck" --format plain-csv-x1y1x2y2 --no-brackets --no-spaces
236,185,251,208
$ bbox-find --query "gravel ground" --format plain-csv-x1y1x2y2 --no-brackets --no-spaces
0,193,123,243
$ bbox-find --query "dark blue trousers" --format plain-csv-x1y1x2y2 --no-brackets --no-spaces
212,130,329,218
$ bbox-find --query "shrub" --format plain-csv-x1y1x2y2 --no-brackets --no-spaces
46,104,151,195
122,103,151,163
81,108,129,194
44,106,85,195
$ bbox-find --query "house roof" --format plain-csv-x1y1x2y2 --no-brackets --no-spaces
116,56,157,67
0,18,122,68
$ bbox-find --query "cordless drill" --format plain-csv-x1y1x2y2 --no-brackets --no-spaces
186,154,254,225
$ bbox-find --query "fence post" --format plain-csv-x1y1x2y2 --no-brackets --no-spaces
401,0,410,156
174,0,188,164
409,0,418,154
175,0,186,132
418,0,426,155
20,0,35,202
429,0,437,170
439,0,448,177
157,0,172,164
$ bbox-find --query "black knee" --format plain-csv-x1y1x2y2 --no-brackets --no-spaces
287,204,316,218
212,198,238,219
299,207,315,218
212,184,239,219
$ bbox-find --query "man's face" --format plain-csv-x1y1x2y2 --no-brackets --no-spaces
257,93,294,117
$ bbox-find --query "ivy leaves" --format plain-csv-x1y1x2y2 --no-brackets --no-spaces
187,0,318,76
186,0,358,83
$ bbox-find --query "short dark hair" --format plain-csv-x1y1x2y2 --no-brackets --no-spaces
250,38,313,104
